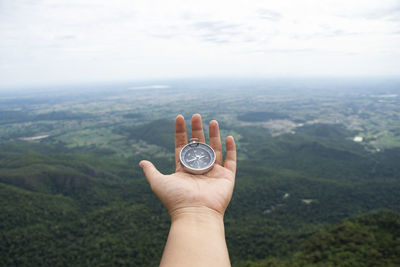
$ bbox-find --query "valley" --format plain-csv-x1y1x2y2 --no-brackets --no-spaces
1,78,400,266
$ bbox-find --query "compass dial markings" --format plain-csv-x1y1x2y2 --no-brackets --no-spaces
180,142,216,173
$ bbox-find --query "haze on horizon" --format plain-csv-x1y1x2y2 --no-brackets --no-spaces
1,0,400,88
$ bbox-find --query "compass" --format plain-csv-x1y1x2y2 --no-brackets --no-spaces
180,138,216,174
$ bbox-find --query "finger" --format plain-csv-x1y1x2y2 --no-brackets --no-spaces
224,136,237,173
209,120,223,165
191,114,206,143
139,160,162,187
175,115,188,171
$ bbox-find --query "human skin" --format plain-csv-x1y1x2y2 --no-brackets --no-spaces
139,114,237,267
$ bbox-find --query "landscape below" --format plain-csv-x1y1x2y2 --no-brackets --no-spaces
1,78,399,266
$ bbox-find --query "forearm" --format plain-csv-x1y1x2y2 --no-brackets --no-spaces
160,207,231,267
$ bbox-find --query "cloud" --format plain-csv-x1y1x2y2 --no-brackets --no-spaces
191,21,243,44
258,9,282,21
363,4,400,20
55,35,77,40
0,0,399,87
335,2,400,21
292,28,362,40
193,21,240,32
149,33,177,39
243,48,316,54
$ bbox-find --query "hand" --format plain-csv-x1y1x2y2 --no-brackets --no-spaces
139,114,237,219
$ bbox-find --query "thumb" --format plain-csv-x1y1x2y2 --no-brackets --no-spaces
139,160,162,186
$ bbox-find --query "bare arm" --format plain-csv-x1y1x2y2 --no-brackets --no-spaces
139,114,237,267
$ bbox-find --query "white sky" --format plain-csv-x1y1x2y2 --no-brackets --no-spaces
1,0,400,87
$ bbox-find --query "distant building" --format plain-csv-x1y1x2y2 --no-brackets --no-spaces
353,136,363,142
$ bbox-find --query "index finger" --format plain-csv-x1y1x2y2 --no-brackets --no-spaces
175,115,188,172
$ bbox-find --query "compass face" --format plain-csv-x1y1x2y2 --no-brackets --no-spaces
180,142,216,174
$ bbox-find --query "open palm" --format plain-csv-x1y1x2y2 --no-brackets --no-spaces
139,114,237,217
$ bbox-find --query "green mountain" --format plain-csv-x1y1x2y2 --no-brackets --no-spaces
1,121,400,266
246,210,400,267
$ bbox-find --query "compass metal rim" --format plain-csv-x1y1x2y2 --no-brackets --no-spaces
179,141,216,175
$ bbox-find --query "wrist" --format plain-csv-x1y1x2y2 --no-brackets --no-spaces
162,206,230,267
169,206,224,225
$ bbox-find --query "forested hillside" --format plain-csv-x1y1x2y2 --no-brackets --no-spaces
1,80,400,265
1,120,400,266
246,210,400,266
